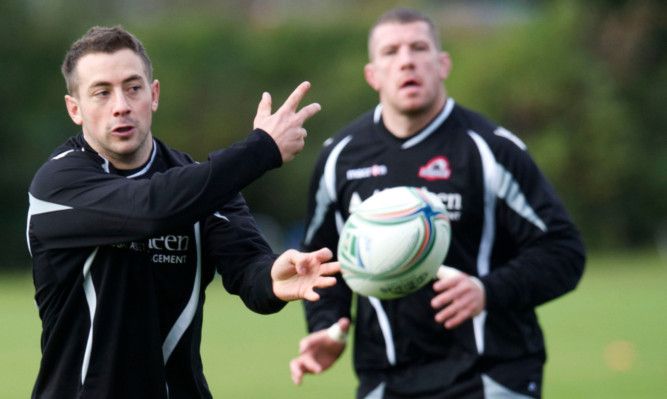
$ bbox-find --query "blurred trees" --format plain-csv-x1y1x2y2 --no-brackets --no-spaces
2,0,664,268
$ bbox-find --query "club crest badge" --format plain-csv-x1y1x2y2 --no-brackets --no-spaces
418,156,451,181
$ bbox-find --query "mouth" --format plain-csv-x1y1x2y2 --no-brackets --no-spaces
400,79,420,89
112,125,135,136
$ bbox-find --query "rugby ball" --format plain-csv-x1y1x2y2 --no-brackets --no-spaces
337,186,451,299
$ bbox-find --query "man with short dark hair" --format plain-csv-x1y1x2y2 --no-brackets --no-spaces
28,25,338,398
290,8,585,398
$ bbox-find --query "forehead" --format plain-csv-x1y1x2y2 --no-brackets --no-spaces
75,48,148,87
370,21,436,52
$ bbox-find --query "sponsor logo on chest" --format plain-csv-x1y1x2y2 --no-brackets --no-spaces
346,164,388,181
112,234,191,264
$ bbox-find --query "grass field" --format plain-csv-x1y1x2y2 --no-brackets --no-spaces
1,250,665,398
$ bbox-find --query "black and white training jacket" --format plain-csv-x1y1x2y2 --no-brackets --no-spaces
27,130,284,398
301,98,586,397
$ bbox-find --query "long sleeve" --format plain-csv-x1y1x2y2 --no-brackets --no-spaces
475,132,586,310
27,129,281,253
204,193,285,315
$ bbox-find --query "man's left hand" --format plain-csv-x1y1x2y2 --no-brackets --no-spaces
431,266,486,329
272,248,339,301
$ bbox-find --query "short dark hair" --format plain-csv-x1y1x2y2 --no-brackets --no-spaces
368,8,442,59
62,26,153,95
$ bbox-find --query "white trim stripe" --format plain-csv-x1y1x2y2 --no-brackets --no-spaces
368,297,396,365
127,140,158,178
494,127,527,150
363,382,386,399
373,104,383,123
496,165,547,232
81,247,100,384
482,374,536,398
27,193,74,256
304,136,352,246
162,222,202,364
28,193,72,215
467,130,499,354
325,136,352,202
402,98,455,149
213,212,230,222
371,98,455,150
52,149,75,160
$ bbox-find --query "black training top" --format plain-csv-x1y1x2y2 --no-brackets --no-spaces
28,129,284,398
301,98,585,397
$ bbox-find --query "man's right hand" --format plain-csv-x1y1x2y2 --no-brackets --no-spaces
254,81,321,163
289,317,350,385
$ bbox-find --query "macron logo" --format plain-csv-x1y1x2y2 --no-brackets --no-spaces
346,164,388,181
418,156,451,181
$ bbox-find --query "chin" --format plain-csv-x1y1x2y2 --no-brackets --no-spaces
400,104,430,116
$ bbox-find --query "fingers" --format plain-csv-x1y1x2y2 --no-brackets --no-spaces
303,290,320,302
253,82,321,163
313,247,334,262
433,296,476,329
256,92,272,119
314,276,338,290
278,82,321,125
318,261,340,277
290,357,316,385
290,359,304,385
431,274,485,329
272,248,339,302
281,81,312,113
296,102,322,125
295,249,336,276
431,278,459,307
298,333,317,354
436,265,463,280
303,275,337,301
290,354,323,385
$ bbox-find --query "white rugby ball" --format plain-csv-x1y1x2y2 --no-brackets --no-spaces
337,186,451,299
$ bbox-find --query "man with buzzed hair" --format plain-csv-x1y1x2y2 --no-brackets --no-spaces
290,8,585,398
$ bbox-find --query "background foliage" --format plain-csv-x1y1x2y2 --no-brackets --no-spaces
1,0,665,397
2,0,665,268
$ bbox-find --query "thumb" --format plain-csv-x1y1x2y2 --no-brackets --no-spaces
338,317,351,333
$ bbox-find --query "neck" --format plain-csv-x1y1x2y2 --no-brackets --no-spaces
382,96,448,139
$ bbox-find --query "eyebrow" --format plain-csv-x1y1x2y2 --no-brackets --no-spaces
89,74,144,89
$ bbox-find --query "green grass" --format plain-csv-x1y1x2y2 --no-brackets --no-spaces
2,250,665,398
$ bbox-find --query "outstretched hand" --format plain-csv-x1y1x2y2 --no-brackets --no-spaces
290,317,350,385
254,81,321,163
271,248,339,302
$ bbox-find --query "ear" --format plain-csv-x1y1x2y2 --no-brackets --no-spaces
151,79,160,112
64,95,83,125
364,63,380,91
438,52,452,81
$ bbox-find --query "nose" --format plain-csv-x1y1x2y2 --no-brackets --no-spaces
112,92,131,117
397,46,415,69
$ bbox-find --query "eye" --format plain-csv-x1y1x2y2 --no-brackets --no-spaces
94,90,109,98
413,43,429,52
380,46,398,57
